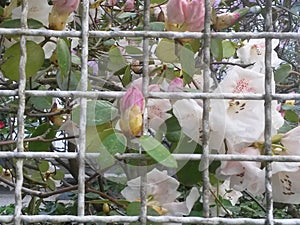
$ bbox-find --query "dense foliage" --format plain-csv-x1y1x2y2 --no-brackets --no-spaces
0,0,300,223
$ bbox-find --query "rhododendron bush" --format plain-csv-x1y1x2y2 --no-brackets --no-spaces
0,0,300,220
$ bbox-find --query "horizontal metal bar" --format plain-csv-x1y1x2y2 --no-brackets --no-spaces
117,153,300,162
0,28,299,39
1,90,300,100
0,215,299,224
1,151,300,162
0,152,78,159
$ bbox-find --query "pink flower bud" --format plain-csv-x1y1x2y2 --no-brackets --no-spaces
49,0,80,30
120,86,144,113
107,0,117,6
120,86,145,137
168,77,183,92
124,0,135,12
52,0,80,15
166,0,205,32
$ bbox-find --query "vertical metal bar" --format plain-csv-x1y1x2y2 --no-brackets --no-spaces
14,0,28,224
201,0,212,218
264,0,274,224
77,0,89,221
140,0,151,224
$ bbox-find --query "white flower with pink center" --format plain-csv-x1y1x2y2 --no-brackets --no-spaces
211,66,283,151
236,39,282,73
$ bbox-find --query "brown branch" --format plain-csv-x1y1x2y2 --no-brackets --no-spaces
0,176,126,209
211,61,255,68
86,188,127,209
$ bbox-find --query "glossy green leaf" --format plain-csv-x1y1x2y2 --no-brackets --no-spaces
0,18,44,29
102,132,127,155
1,41,45,81
52,170,65,180
284,110,299,123
165,116,182,143
28,123,57,152
180,43,195,84
211,38,223,61
38,161,49,173
139,136,177,168
155,38,179,63
72,100,118,126
57,38,71,80
122,65,132,86
222,40,236,58
274,63,292,83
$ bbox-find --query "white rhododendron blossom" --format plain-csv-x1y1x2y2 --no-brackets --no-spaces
216,147,265,196
208,180,243,216
211,66,283,151
12,0,52,26
173,98,225,152
121,168,200,221
236,39,282,73
272,163,300,204
280,126,300,155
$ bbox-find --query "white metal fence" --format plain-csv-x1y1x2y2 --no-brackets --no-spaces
0,0,300,224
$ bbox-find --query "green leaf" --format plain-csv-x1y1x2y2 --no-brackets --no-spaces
222,40,236,58
57,38,71,80
150,0,166,4
149,22,165,31
274,63,292,83
117,12,136,19
28,123,57,152
102,132,127,155
52,170,65,180
72,100,118,126
1,41,45,81
155,38,179,63
57,70,86,91
165,116,182,143
127,202,160,217
0,18,44,29
29,87,52,111
180,44,195,84
139,136,177,168
125,46,143,55
38,161,49,173
122,65,132,86
211,38,223,61
108,46,127,73
46,179,56,191
284,110,299,123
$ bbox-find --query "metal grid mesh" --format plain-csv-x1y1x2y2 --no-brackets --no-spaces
0,0,299,224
